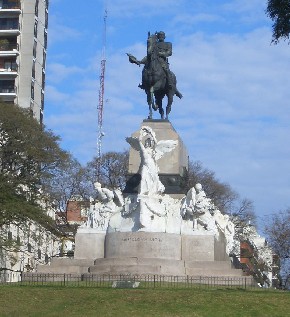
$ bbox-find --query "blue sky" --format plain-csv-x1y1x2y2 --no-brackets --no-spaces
45,0,290,226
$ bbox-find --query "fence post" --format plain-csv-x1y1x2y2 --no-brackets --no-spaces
244,277,247,290
154,275,156,288
63,273,66,287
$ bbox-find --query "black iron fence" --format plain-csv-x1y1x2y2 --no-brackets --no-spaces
0,272,263,290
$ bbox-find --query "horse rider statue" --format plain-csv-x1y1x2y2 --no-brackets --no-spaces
127,31,182,119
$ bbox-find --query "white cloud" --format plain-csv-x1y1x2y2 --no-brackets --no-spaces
48,16,81,45
172,13,224,25
46,63,84,83
108,0,185,18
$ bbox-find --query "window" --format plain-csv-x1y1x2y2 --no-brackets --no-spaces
35,0,39,16
27,243,32,253
32,60,35,78
45,10,48,28
41,91,44,110
40,110,43,125
4,60,17,71
8,231,12,240
0,80,15,93
33,40,37,58
34,20,38,38
31,81,34,100
29,100,34,116
42,70,45,90
38,249,41,259
44,30,47,49
42,50,46,68
0,18,19,30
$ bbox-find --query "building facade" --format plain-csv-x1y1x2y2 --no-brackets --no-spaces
0,0,48,123
0,203,61,282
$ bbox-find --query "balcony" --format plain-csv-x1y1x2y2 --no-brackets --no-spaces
0,41,18,56
0,21,20,36
0,1,21,10
0,62,18,77
0,83,17,101
0,86,15,93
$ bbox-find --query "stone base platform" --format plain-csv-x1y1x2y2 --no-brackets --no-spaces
36,256,246,278
37,232,245,278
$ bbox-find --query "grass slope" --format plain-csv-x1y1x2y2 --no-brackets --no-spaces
0,286,289,317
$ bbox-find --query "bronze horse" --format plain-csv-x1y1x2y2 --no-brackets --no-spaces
128,33,182,119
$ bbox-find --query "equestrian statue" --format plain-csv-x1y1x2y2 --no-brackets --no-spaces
127,31,182,120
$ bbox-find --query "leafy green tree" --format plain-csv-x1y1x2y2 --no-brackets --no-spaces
0,102,69,228
266,0,290,43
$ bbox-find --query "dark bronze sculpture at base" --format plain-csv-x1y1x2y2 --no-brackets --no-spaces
127,31,182,120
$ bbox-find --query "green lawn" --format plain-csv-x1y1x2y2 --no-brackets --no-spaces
0,286,289,317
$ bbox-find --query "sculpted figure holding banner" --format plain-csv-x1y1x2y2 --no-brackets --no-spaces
127,31,182,120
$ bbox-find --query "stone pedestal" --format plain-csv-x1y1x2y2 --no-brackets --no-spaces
125,120,188,194
105,232,181,260
74,228,105,259
34,121,246,280
182,235,215,261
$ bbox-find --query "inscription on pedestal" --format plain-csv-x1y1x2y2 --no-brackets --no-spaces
105,232,181,260
122,237,163,242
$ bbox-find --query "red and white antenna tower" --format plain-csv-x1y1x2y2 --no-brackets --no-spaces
97,7,107,179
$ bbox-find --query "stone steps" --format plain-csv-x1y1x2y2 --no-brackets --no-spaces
185,267,244,277
37,265,89,274
89,264,162,275
94,257,184,268
36,258,95,274
185,260,233,269
89,257,244,277
37,256,245,277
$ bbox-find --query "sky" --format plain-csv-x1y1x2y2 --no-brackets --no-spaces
44,0,290,227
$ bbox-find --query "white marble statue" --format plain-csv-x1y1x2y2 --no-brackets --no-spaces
126,126,177,196
180,187,196,219
181,183,217,234
83,182,124,230
213,210,235,254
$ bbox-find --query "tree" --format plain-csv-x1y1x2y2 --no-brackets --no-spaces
86,150,129,190
231,198,256,227
266,0,290,43
186,160,238,214
264,208,290,288
43,158,89,212
0,102,69,229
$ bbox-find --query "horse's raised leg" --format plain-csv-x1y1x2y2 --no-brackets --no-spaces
146,91,153,119
155,96,164,119
150,87,158,111
165,93,173,120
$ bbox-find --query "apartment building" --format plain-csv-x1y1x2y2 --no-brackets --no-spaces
0,0,48,123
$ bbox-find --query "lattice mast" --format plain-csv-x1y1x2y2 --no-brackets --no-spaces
97,8,107,179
